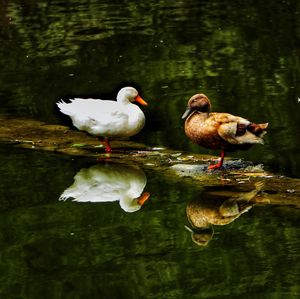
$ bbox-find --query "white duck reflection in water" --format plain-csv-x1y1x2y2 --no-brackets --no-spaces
59,163,150,212
185,181,264,247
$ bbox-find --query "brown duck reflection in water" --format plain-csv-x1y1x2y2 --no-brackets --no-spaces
185,181,264,246
59,163,150,213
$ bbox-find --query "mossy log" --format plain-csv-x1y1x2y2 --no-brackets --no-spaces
0,116,299,208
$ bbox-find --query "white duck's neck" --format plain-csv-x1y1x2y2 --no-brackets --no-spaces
117,93,132,105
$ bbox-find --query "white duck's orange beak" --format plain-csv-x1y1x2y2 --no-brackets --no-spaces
134,95,148,106
137,192,150,206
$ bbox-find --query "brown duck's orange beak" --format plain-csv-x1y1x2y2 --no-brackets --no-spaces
137,192,150,206
134,95,148,106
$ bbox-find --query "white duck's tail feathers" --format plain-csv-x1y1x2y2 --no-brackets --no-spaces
56,99,75,116
57,99,67,108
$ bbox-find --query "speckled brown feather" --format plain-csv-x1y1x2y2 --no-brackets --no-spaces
183,94,268,153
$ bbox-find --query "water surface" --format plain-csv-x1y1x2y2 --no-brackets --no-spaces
0,145,299,298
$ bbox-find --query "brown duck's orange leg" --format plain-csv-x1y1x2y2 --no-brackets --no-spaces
208,150,225,170
103,137,112,153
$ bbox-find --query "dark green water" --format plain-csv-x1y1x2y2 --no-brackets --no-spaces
0,1,300,298
0,145,299,298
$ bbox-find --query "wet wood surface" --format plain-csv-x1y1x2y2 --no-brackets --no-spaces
0,116,299,208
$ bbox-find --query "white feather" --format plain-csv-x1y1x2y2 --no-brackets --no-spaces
56,87,146,138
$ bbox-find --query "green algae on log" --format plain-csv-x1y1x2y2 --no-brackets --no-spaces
0,116,299,208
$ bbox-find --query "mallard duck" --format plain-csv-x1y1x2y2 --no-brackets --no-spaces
57,87,148,152
182,94,268,169
59,163,150,213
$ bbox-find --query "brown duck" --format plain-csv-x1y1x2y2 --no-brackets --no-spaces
182,94,268,169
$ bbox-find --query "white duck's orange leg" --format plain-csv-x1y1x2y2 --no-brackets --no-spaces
208,150,225,170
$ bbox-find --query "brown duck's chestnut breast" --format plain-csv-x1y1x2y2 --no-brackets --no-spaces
184,113,224,150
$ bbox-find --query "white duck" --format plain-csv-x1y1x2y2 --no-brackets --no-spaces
59,163,150,213
57,87,148,152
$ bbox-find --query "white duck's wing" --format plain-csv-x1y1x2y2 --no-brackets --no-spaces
85,103,145,137
58,99,130,136
85,106,130,137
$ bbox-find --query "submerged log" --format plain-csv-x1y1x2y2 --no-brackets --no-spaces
0,116,299,208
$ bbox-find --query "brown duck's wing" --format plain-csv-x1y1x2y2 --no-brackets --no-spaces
211,112,250,125
248,123,268,137
212,113,265,145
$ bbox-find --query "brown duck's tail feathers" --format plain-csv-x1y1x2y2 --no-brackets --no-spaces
248,123,268,137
